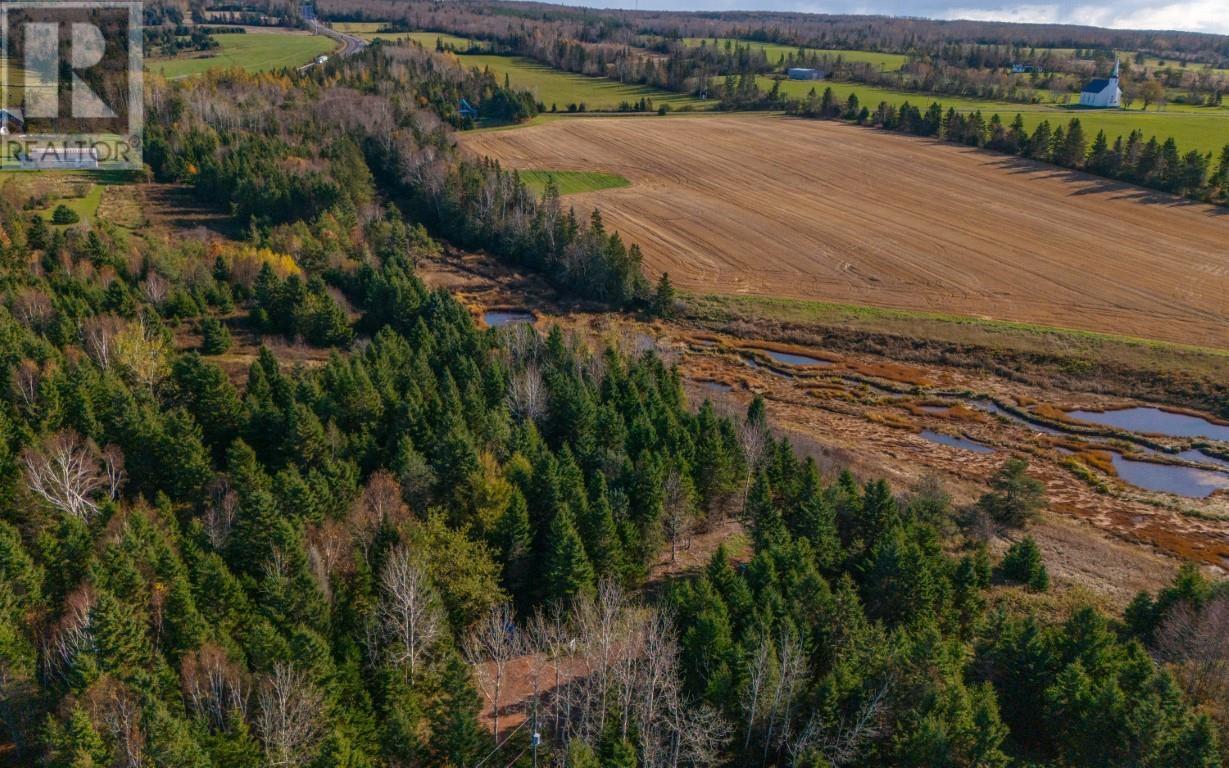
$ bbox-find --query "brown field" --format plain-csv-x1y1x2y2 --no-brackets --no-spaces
460,114,1229,349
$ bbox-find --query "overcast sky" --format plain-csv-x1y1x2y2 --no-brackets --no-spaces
556,0,1229,35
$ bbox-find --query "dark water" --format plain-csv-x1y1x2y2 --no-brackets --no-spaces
920,430,994,454
1067,407,1229,441
920,404,949,414
484,310,535,327
760,349,833,367
1109,453,1229,498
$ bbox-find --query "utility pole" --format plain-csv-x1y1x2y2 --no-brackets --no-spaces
531,699,540,768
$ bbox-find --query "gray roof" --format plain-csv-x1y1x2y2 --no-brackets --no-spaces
1082,78,1115,94
0,107,24,121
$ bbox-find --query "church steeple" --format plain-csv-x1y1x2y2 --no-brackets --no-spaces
1111,58,1120,79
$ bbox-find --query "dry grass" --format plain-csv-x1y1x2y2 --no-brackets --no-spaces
460,114,1229,349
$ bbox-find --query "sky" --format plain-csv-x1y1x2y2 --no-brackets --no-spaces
554,0,1229,35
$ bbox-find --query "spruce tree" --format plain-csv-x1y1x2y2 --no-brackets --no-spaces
541,508,595,603
428,653,484,767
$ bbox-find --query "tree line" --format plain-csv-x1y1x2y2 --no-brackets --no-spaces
786,85,1229,205
142,46,645,307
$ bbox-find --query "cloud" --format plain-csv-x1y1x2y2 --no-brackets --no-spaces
560,0,1229,34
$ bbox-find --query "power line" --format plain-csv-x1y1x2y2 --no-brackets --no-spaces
473,718,530,768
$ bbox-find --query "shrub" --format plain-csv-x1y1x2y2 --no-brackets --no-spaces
51,204,80,225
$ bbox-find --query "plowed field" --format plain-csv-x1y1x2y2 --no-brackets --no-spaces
460,114,1229,348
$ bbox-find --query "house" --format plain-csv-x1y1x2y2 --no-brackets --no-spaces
1079,60,1122,108
315,54,328,65
1010,63,1040,74
458,98,479,120
787,67,825,80
0,107,24,135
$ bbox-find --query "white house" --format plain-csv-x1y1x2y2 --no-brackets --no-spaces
1079,60,1122,108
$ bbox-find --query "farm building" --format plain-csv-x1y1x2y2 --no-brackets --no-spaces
787,67,825,80
1079,60,1122,108
458,98,479,120
0,107,24,135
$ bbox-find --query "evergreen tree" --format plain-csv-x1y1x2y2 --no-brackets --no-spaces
428,653,484,767
541,509,595,603
652,272,677,317
200,316,232,355
999,536,1049,591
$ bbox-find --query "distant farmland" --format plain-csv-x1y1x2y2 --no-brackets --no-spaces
461,114,1229,348
445,52,709,111
149,32,335,79
761,77,1229,155
682,38,908,71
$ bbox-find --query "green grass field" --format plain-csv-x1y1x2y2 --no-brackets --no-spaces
517,169,630,195
149,33,336,79
761,77,1229,155
683,38,907,72
404,31,477,49
455,53,709,111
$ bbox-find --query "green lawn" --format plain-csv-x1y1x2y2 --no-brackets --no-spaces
455,53,709,111
761,77,1229,155
683,38,907,72
38,183,104,225
404,31,478,49
150,33,336,79
517,169,630,195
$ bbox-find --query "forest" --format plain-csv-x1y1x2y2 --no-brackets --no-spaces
0,28,1227,768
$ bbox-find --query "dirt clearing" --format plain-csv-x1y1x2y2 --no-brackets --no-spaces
460,114,1229,349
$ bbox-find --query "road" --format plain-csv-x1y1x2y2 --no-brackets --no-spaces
308,20,367,58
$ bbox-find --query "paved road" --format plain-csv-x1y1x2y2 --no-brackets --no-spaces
309,20,367,58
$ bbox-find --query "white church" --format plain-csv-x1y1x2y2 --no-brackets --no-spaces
1079,60,1122,108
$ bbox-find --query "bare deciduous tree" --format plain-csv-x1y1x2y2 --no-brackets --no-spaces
662,469,695,562
377,546,442,684
182,644,249,732
465,602,520,743
101,444,125,501
140,271,170,306
1155,595,1229,704
508,363,547,422
203,478,239,550
255,663,323,768
10,359,42,411
350,470,409,564
10,288,53,330
22,431,108,521
40,586,95,687
82,314,125,370
739,418,770,505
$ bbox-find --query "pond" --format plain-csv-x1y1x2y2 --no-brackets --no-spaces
483,310,536,327
1176,449,1229,471
1109,453,1229,498
759,349,833,367
920,430,995,454
1066,407,1229,442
